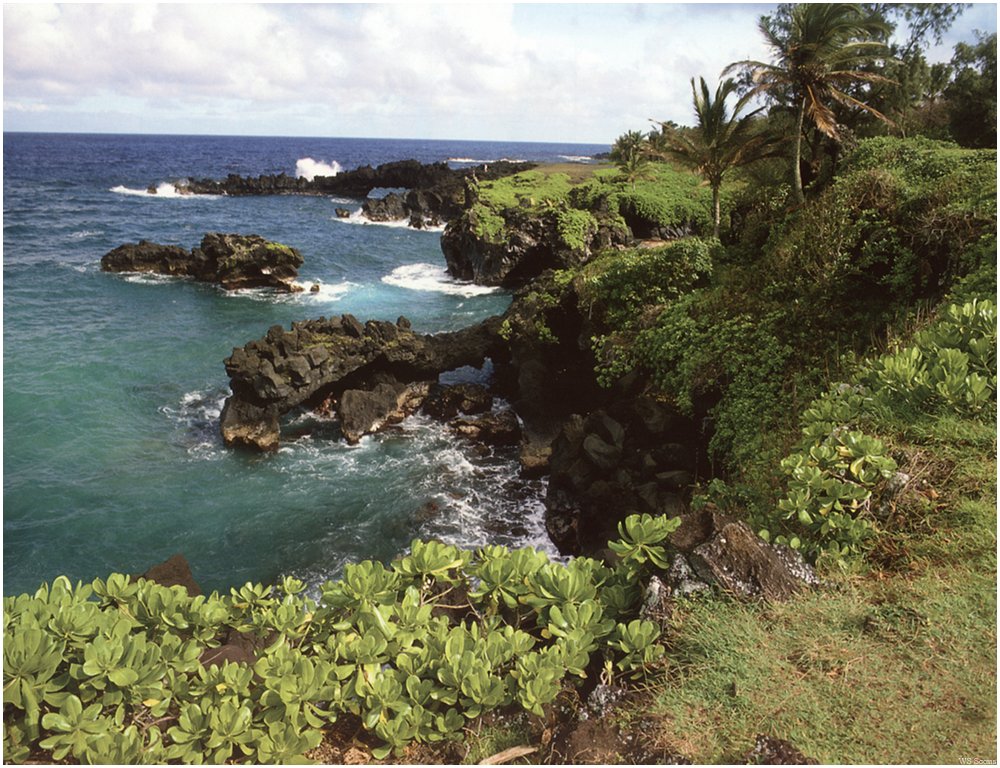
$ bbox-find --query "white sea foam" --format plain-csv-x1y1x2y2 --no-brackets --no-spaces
110,182,215,199
558,154,594,163
121,272,184,285
381,263,498,297
333,208,446,233
70,229,102,239
159,388,227,457
296,157,342,181
447,157,526,165
292,280,356,303
223,280,356,305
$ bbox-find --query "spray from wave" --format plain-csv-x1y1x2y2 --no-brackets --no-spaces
296,158,342,181
110,182,213,199
381,263,498,297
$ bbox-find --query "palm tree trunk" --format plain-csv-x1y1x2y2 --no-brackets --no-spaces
793,96,806,204
712,183,721,239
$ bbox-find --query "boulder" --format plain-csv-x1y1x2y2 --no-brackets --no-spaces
362,192,408,222
449,409,521,446
422,383,493,421
670,504,818,602
101,240,192,276
137,553,202,596
337,380,431,444
101,233,303,292
221,314,505,451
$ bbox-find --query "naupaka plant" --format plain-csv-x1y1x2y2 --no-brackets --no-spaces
4,513,681,764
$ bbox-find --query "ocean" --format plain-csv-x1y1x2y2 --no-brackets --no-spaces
2,132,608,596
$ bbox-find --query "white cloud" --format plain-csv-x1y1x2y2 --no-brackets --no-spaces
2,3,995,142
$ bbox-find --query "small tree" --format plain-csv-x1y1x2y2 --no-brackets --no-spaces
610,130,653,189
650,77,777,238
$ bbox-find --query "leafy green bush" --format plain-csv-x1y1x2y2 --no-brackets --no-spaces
580,238,717,327
865,298,997,417
470,162,711,250
759,299,997,561
3,515,679,763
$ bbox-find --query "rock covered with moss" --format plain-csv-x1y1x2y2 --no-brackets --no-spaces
440,162,711,287
101,233,304,292
442,204,629,287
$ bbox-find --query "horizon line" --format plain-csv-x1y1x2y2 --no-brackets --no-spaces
2,129,613,147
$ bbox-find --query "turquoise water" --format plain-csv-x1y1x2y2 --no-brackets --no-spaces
3,133,606,595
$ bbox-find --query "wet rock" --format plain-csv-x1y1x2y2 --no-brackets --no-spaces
334,207,352,218
421,382,493,421
184,159,535,226
101,233,303,292
449,409,521,446
138,553,202,596
337,380,432,444
221,314,504,451
362,192,408,222
101,240,192,277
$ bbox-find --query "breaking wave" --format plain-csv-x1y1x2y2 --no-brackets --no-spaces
110,182,214,199
381,263,498,297
296,157,342,181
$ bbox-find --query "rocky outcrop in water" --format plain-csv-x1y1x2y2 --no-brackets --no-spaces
101,233,304,292
220,314,504,451
182,159,534,227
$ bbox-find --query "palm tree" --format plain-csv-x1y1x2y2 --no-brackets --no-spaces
725,3,894,203
650,77,776,238
610,130,653,190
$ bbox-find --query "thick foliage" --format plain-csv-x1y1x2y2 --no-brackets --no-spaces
759,299,996,561
591,138,996,478
3,514,678,764
471,163,711,248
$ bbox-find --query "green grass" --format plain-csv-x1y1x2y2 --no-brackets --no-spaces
650,410,997,763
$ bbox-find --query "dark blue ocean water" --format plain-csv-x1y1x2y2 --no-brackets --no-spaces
3,133,607,596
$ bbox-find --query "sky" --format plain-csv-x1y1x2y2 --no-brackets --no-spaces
3,2,997,145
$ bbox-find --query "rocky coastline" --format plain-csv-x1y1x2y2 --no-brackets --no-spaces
105,155,814,599
176,158,535,229
201,160,815,598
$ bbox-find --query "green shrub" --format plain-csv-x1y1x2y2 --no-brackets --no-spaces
759,299,997,562
581,238,717,327
3,515,679,763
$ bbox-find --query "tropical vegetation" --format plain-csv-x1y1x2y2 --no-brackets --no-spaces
4,2,997,764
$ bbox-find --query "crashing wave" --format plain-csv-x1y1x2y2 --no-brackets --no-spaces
381,263,498,297
110,182,214,198
296,157,342,181
333,207,446,233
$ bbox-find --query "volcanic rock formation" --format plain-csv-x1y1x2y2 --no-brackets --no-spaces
101,233,304,292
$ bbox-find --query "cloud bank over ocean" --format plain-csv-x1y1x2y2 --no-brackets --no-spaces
4,3,995,143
